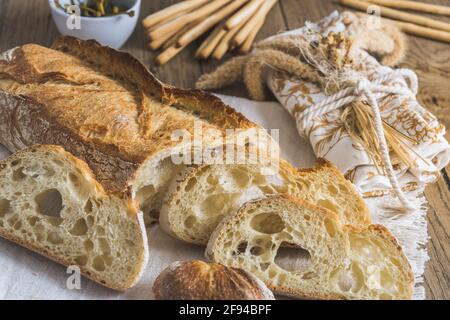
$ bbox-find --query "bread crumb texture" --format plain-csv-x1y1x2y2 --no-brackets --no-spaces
160,159,371,245
0,145,147,290
206,195,414,300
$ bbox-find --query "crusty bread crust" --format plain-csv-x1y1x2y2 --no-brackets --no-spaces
281,158,371,226
0,145,149,291
0,91,139,195
0,37,260,195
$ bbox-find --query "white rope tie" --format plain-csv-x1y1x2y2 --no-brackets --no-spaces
300,69,419,212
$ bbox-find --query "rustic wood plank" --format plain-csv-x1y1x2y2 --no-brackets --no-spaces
0,0,8,36
0,0,59,51
280,0,337,29
444,166,450,189
398,0,450,141
424,176,450,299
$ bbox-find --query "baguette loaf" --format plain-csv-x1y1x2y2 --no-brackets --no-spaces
206,195,414,300
0,37,267,222
0,145,148,290
160,159,371,245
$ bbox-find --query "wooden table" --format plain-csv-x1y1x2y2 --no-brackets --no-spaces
0,0,449,299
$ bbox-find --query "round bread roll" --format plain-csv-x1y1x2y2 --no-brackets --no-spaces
153,260,275,300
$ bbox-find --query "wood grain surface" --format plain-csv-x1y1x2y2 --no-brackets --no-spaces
0,0,449,299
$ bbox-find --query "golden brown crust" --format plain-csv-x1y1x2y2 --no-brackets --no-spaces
51,37,255,132
0,91,138,194
0,37,259,194
291,159,372,226
153,260,274,300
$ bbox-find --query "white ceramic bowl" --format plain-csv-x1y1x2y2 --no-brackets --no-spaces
48,0,141,49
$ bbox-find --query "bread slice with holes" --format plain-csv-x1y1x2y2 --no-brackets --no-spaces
0,145,148,290
206,195,413,300
160,159,371,245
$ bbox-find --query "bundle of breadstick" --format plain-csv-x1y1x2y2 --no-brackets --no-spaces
338,0,450,43
143,0,278,65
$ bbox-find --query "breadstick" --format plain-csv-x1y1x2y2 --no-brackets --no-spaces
148,21,183,50
143,0,209,29
234,0,277,47
148,17,197,50
147,15,189,42
395,20,450,43
146,9,187,34
163,21,201,50
196,23,228,59
213,18,249,60
178,0,248,47
225,0,264,30
338,0,450,33
240,16,265,53
361,0,450,16
156,45,187,66
149,0,232,41
148,35,169,51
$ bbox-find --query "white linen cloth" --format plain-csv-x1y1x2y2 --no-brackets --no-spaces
0,95,429,299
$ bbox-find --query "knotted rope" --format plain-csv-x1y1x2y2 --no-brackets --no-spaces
300,69,419,211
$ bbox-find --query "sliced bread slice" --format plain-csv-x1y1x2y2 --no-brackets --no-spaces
0,145,148,290
206,195,413,300
160,159,371,245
